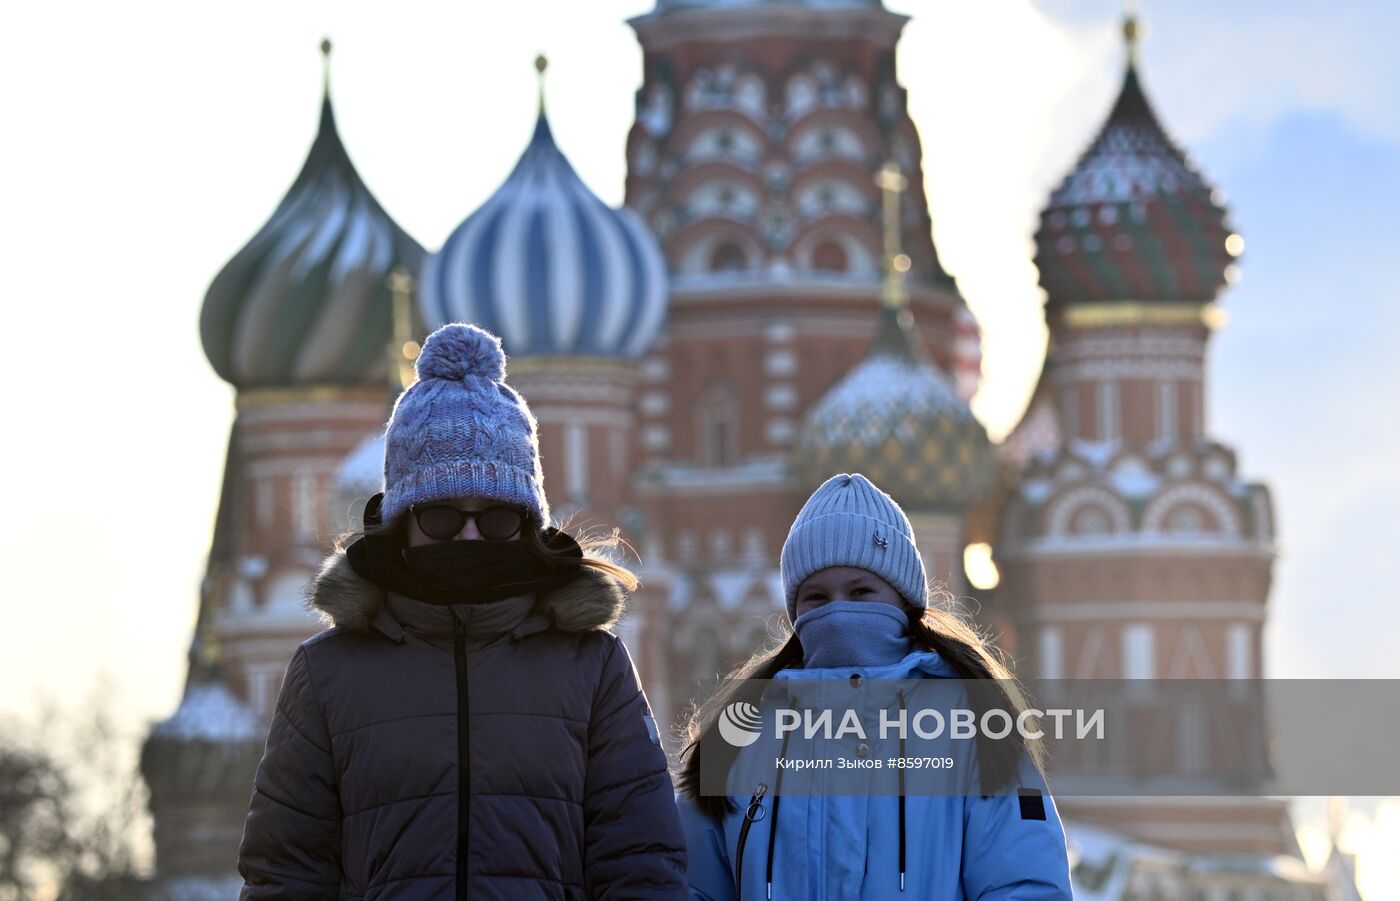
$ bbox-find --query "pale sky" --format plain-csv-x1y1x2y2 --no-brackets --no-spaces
1,0,1396,894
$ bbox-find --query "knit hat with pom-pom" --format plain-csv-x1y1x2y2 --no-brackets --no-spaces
380,323,550,526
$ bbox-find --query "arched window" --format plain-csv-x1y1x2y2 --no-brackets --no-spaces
812,240,848,272
709,241,746,273
1070,505,1112,536
708,414,734,466
697,383,741,467
1165,504,1207,534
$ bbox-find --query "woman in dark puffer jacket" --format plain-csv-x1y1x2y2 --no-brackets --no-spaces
237,324,687,900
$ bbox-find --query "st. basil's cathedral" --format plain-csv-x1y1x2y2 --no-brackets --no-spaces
137,1,1362,898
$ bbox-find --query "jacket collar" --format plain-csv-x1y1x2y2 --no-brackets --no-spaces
375,590,538,643
765,649,956,690
759,650,959,708
306,547,627,643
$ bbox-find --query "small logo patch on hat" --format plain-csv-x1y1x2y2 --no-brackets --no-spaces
873,530,888,549
642,712,660,745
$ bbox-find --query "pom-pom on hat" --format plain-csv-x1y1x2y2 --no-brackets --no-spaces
779,473,928,622
380,323,550,526
414,323,507,382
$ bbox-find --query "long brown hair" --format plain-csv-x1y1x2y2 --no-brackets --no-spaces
520,519,640,592
675,586,1046,819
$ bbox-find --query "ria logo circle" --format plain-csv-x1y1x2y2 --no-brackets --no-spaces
718,701,763,747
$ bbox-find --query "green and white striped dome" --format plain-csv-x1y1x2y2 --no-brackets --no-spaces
200,92,423,390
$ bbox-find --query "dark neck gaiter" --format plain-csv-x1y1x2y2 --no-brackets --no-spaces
345,493,583,606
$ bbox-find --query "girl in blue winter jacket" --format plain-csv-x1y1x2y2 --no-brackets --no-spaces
676,473,1073,900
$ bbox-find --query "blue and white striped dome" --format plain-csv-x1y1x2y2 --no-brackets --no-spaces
422,112,668,359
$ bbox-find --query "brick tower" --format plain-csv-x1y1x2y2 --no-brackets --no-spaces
621,0,992,731
992,15,1297,859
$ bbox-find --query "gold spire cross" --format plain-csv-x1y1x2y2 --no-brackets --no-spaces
535,53,549,113
320,37,333,95
877,161,911,310
1123,0,1141,68
387,267,419,391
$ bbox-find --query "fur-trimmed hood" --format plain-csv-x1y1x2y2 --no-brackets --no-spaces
305,547,627,637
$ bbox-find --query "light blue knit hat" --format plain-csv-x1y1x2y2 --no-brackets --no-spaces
779,473,927,621
380,324,550,526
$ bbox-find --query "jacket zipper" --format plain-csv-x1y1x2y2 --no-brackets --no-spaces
734,782,767,901
454,617,470,899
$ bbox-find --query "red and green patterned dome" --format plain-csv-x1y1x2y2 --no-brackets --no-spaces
1034,29,1239,307
797,304,998,513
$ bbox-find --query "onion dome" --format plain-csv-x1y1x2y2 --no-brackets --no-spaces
141,663,262,837
797,304,998,512
1033,17,1239,306
141,688,261,884
201,45,424,389
421,59,667,359
142,604,262,860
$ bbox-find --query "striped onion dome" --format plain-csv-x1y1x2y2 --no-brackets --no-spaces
1034,26,1237,307
798,305,998,512
421,110,668,358
201,91,424,389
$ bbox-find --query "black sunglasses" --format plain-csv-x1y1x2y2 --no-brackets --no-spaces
409,503,527,541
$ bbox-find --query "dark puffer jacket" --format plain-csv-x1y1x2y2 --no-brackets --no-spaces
237,549,687,899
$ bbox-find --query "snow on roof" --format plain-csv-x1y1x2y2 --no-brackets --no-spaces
337,429,385,493
1065,822,1182,900
1066,438,1119,468
1109,458,1161,499
814,352,967,421
1189,853,1325,883
151,682,259,743
654,0,884,14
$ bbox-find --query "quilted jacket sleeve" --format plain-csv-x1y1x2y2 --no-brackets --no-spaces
960,754,1074,900
582,635,688,899
238,646,342,899
677,795,737,901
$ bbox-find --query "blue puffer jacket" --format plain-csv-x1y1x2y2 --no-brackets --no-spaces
237,548,687,899
679,650,1073,900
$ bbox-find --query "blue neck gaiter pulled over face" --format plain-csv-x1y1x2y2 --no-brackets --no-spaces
793,600,914,669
